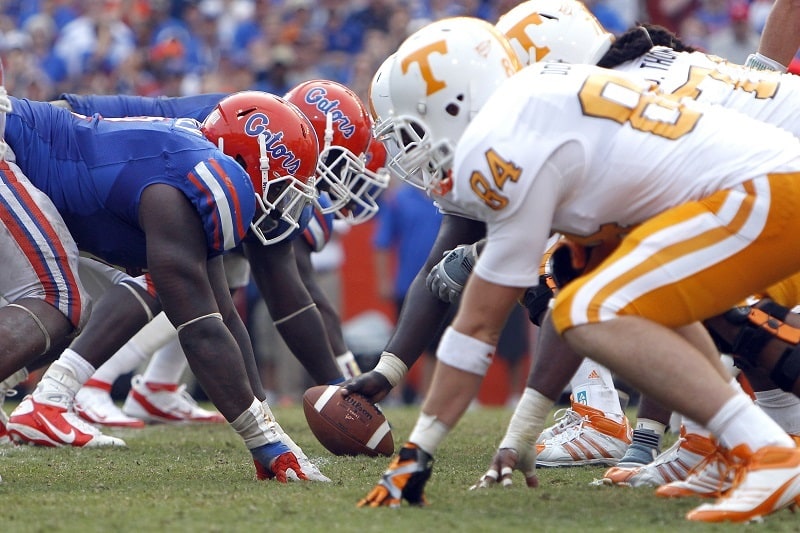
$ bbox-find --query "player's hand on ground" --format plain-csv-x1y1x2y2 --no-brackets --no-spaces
254,446,311,483
357,443,434,507
342,370,393,403
469,447,539,490
269,451,310,482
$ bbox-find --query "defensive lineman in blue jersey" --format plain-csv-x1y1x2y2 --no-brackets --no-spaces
0,86,327,482
5,96,254,269
52,90,352,385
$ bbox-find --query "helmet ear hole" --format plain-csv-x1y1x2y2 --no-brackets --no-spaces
445,102,460,117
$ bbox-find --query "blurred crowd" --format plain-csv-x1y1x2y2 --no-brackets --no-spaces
1,0,795,109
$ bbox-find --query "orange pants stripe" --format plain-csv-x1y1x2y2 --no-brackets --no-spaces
552,173,800,333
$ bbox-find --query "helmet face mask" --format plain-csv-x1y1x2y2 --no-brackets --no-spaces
285,80,387,222
379,17,521,196
201,91,319,245
337,138,390,224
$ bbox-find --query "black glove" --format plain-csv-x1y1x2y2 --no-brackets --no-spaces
357,443,434,507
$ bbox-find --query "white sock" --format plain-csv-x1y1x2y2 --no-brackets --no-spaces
59,349,96,384
231,397,281,449
408,412,450,455
92,341,150,384
142,336,187,384
0,368,29,393
34,359,86,405
570,359,623,421
132,313,177,354
754,388,800,436
635,418,667,435
681,415,712,438
707,393,794,450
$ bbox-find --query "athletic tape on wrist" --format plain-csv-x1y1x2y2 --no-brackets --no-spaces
373,352,408,387
745,52,787,72
436,326,495,376
499,388,552,450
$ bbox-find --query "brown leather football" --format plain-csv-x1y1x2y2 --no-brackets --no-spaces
302,385,393,457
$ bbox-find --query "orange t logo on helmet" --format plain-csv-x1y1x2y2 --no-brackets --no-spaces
503,13,550,63
401,40,448,96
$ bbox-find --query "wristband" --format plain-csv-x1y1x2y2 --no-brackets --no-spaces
744,52,787,73
372,351,408,387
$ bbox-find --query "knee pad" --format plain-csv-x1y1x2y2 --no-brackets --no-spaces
771,345,800,392
710,300,800,391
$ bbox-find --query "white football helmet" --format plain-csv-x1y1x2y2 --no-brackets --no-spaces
368,53,396,141
384,17,521,194
496,0,614,66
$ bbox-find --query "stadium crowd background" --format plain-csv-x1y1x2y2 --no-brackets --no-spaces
2,0,798,108
1,0,797,406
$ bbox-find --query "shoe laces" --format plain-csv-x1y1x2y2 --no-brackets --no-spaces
684,445,738,497
548,408,583,434
547,417,591,445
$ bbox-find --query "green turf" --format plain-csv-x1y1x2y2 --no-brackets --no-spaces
2,403,798,532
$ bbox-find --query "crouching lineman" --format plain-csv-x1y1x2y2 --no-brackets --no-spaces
357,17,800,523
0,84,326,481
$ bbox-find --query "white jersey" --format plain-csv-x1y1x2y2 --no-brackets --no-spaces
613,46,798,136
447,62,800,288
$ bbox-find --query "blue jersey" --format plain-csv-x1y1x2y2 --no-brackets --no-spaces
58,92,315,246
4,96,256,270
61,93,227,123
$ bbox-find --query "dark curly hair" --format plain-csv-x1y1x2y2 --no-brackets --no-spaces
597,24,697,69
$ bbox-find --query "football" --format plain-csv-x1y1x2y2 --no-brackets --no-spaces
302,385,394,457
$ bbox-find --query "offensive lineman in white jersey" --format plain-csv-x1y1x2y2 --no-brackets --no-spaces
460,0,800,487
357,17,800,523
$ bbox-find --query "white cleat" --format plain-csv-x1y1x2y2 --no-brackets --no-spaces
123,375,225,424
76,382,145,428
687,444,800,523
8,395,126,448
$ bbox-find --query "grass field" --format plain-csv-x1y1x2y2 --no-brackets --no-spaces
2,402,799,532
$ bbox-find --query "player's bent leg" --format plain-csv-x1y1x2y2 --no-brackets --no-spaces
0,159,89,380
